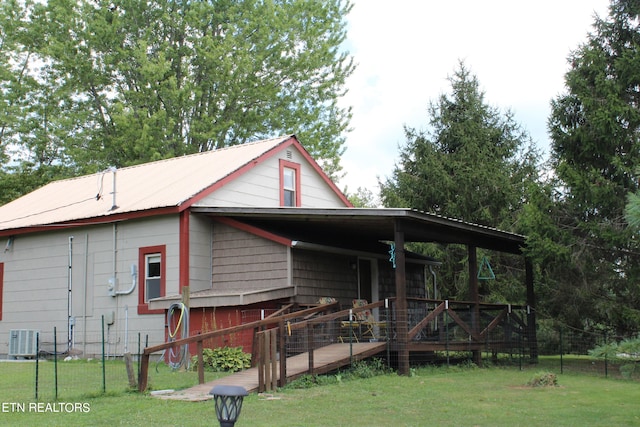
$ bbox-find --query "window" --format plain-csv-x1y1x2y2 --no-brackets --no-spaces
138,245,165,314
145,254,162,301
283,168,296,206
280,160,301,207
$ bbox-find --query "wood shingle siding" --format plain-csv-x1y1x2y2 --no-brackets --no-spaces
212,223,289,292
292,249,358,305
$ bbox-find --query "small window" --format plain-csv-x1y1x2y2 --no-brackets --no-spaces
138,245,165,315
283,168,296,207
280,160,301,207
145,254,162,302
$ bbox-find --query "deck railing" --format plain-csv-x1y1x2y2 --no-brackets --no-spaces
137,301,339,392
138,298,532,392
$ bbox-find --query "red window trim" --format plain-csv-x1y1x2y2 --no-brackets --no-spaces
137,245,166,315
0,263,3,321
279,159,301,207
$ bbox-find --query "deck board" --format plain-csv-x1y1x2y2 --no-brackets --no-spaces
156,342,386,401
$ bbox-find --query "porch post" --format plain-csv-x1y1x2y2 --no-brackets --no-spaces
468,245,481,366
394,222,409,375
525,258,538,362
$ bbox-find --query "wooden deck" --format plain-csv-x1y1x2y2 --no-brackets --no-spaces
155,341,386,401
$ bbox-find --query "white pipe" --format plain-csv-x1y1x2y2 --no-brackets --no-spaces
110,167,118,211
68,236,74,351
83,234,89,356
124,305,129,353
115,264,137,296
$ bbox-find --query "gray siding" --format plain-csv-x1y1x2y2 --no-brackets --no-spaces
212,223,289,292
189,214,213,292
0,215,180,357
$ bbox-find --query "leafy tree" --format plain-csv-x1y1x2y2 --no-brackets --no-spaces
544,0,640,335
347,186,379,208
0,0,354,202
380,62,541,301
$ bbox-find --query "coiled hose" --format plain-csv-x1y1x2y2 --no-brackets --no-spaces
165,302,190,370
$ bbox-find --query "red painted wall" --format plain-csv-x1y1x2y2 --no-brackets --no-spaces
186,302,281,356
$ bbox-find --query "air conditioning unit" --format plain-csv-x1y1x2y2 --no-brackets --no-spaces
8,329,39,359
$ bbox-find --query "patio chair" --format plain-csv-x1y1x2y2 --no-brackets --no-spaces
341,299,386,342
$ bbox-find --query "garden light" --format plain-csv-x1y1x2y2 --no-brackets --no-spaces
209,385,248,427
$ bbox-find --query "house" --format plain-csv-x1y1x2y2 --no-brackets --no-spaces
0,135,354,356
0,134,536,371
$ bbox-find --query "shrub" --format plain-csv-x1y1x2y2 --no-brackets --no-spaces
527,371,558,387
191,346,251,373
285,358,392,389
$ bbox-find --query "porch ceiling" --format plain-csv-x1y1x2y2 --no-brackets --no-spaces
190,207,526,255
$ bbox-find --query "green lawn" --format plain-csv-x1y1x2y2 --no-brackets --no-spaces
1,361,638,426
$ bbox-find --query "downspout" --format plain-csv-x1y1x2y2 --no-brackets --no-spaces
429,265,438,299
68,236,74,352
429,265,438,332
108,223,137,297
83,234,89,356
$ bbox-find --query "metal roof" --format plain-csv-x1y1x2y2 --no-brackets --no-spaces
0,136,294,233
192,207,527,255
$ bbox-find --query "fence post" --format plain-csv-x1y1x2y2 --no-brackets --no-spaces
604,331,608,378
518,329,522,371
257,330,265,392
349,309,353,364
559,327,563,374
445,301,450,367
54,327,58,400
197,340,205,385
35,332,39,400
385,299,390,369
279,319,287,388
307,322,315,375
102,315,106,393
137,333,141,380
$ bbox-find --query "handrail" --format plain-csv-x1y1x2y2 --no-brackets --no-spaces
138,301,338,391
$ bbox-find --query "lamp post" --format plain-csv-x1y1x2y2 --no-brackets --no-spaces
210,385,248,427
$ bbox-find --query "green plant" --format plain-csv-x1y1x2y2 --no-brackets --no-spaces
191,346,251,373
590,336,640,379
527,371,558,387
347,358,391,379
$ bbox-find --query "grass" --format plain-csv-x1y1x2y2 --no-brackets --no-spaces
1,358,639,426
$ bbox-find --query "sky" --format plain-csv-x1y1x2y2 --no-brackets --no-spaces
336,0,612,197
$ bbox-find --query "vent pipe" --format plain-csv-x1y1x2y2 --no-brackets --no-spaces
109,167,118,211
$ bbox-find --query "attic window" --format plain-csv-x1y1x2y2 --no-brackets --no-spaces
279,159,301,207
286,150,292,159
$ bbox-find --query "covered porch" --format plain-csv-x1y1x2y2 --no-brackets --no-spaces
191,207,537,375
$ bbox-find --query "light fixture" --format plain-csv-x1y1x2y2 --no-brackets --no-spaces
210,385,248,427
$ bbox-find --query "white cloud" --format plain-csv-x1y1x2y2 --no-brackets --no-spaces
338,0,611,195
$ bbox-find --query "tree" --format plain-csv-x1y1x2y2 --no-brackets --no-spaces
0,0,354,202
545,0,640,334
347,186,379,208
380,62,541,301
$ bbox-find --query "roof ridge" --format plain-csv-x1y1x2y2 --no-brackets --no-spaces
114,134,293,172
42,134,294,185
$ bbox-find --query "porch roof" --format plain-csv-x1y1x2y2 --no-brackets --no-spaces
191,207,526,255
